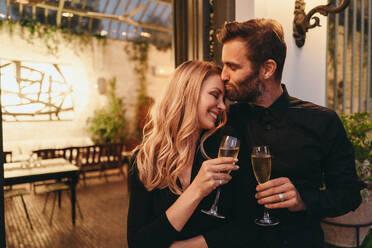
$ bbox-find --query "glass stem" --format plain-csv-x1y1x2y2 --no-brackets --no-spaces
211,188,221,209
263,208,271,221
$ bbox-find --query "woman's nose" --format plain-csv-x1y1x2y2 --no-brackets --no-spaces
218,100,226,111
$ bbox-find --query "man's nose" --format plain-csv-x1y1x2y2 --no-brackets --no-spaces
221,67,229,82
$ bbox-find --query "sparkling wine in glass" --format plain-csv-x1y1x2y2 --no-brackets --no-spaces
251,146,279,226
201,136,240,219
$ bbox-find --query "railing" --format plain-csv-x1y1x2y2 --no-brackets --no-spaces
327,0,372,113
33,144,132,183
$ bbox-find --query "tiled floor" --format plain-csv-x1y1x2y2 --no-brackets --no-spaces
5,172,129,248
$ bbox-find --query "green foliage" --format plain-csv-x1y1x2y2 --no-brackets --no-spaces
340,112,372,163
124,40,151,139
124,40,149,102
0,19,106,57
87,78,128,144
361,229,372,248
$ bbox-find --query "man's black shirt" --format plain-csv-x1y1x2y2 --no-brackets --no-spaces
225,85,362,248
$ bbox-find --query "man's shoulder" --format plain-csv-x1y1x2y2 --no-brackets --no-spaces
287,96,338,119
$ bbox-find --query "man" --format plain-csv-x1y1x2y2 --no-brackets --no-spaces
217,18,362,248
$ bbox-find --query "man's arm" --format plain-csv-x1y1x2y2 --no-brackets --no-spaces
298,112,363,217
255,111,363,217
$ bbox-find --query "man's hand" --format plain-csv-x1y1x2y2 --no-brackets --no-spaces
255,177,307,212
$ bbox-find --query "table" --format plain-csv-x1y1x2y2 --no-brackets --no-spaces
4,158,79,225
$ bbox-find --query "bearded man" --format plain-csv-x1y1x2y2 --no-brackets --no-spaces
217,18,362,248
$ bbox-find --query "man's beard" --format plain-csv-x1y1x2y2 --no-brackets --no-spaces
226,73,265,103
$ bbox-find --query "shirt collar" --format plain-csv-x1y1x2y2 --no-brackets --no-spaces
249,84,290,121
267,84,290,119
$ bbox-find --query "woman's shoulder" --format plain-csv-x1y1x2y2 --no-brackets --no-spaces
127,149,143,191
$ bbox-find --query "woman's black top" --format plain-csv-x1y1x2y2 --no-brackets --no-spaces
127,140,260,248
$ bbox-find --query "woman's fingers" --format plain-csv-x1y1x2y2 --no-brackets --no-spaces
202,157,239,172
208,157,238,165
195,157,239,196
213,172,232,181
207,163,239,173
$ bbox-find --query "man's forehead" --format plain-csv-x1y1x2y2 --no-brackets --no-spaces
222,39,249,63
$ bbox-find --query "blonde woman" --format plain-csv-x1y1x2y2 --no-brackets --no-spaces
127,61,256,248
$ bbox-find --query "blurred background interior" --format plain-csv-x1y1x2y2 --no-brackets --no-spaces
0,0,372,247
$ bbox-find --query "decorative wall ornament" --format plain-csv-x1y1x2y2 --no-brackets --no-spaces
293,0,350,47
0,59,74,121
208,0,216,61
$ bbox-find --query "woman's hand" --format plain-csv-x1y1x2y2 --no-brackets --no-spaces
189,157,239,198
165,157,238,232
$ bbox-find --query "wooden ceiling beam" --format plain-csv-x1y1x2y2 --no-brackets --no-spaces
150,0,171,6
34,3,172,32
56,0,65,27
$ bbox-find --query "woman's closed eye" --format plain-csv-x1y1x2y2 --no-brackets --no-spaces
210,92,219,99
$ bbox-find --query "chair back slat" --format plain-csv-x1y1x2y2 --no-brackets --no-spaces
2,151,12,163
33,149,64,159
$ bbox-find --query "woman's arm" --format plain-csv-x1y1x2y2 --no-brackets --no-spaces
127,157,239,248
127,166,180,248
169,235,208,248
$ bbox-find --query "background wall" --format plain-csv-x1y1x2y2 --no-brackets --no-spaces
235,0,328,106
0,25,173,154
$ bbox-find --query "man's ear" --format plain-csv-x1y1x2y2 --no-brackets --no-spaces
259,59,277,80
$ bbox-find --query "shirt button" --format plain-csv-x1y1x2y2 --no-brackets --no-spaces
265,124,272,131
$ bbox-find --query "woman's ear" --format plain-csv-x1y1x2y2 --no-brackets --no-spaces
259,59,277,80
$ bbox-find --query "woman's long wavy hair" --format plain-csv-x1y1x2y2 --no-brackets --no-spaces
136,60,226,195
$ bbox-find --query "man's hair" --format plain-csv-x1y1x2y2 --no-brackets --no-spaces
217,18,287,80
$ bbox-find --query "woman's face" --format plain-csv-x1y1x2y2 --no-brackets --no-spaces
197,74,226,130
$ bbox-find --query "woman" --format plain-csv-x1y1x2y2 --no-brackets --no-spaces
127,61,255,248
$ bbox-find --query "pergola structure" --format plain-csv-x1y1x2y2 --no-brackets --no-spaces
0,0,172,48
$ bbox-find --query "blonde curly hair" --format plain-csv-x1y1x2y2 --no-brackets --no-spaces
135,60,226,194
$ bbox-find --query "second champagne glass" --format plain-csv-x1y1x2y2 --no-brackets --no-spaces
201,135,240,219
251,146,280,226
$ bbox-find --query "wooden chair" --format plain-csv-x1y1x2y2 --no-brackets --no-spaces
77,145,104,185
62,146,80,165
1,151,12,164
42,182,83,225
32,148,66,194
32,147,83,224
3,150,33,229
33,148,64,159
4,187,33,229
100,143,126,178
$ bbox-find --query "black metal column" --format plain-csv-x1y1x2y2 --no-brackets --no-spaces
172,0,235,68
0,58,6,248
173,0,188,67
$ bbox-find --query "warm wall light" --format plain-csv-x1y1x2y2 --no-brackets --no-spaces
293,0,350,47
97,78,107,95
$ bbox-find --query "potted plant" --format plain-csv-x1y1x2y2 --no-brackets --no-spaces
86,77,128,145
340,112,372,182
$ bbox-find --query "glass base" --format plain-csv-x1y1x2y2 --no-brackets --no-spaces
255,216,280,226
201,209,225,219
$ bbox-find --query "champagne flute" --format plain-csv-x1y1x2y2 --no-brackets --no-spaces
251,146,279,226
201,136,240,219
